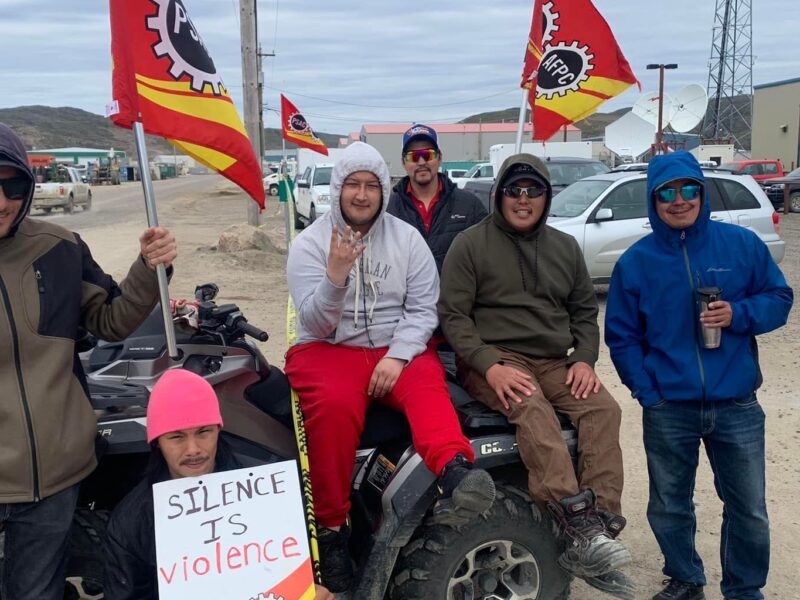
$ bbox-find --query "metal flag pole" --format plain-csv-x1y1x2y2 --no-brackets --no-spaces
281,136,292,250
133,121,179,359
514,87,530,153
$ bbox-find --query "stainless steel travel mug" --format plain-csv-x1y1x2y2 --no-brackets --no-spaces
697,287,722,349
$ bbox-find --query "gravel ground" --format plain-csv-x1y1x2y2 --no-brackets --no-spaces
52,180,800,599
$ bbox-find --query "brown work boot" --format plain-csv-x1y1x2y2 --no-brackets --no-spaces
598,509,627,539
548,490,632,578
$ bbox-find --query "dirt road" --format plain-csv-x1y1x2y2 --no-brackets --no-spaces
56,175,798,599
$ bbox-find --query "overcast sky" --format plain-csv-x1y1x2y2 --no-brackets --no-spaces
0,0,794,137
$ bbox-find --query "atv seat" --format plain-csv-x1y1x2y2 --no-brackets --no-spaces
357,381,574,449
439,350,574,432
246,355,575,450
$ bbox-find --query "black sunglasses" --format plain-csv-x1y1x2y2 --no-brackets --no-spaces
0,177,31,200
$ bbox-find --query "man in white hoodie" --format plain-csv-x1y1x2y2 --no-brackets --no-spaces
285,142,495,593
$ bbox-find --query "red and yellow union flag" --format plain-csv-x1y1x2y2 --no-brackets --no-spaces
520,0,545,90
109,0,265,208
521,0,639,141
280,95,329,156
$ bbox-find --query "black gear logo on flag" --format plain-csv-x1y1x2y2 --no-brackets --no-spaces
147,0,225,95
288,112,311,134
536,41,595,100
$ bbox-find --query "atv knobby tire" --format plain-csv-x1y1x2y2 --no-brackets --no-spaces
389,484,571,600
64,508,109,599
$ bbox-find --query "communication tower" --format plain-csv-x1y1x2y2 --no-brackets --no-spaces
702,0,753,149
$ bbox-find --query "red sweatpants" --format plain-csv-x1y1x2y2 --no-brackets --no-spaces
284,342,474,528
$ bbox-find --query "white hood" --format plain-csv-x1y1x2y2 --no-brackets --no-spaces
287,142,439,362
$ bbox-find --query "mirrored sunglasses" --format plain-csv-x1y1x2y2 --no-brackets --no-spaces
403,148,439,163
503,185,546,199
0,177,31,200
655,184,702,203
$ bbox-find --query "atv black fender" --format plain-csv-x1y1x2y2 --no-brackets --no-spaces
352,434,526,599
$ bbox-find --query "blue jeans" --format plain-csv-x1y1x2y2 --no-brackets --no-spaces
643,396,768,600
0,484,79,600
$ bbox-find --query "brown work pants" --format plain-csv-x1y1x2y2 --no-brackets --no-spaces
459,348,623,514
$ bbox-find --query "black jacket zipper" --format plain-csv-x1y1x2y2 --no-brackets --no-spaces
0,274,41,500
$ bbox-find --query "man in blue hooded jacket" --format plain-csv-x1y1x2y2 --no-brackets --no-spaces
605,151,792,600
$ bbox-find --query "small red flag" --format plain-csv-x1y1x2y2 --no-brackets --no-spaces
280,96,329,156
108,0,265,208
521,0,639,141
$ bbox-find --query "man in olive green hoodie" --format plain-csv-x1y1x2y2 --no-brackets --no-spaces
439,154,631,592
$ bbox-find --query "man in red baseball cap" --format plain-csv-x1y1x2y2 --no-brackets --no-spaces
103,369,333,599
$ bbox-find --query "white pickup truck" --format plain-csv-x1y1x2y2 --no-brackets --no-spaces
33,166,92,214
293,163,333,228
450,162,495,189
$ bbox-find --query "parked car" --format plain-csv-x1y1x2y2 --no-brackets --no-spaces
547,170,785,283
612,160,718,173
611,162,649,172
720,159,785,183
263,172,280,196
451,162,494,189
698,160,720,168
442,167,467,179
763,166,800,212
32,165,92,214
464,157,610,212
293,163,333,228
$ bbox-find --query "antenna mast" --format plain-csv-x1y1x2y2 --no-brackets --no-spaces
703,0,753,150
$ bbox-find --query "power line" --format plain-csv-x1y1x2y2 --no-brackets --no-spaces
265,105,498,125
271,0,279,54
264,85,518,109
268,0,279,84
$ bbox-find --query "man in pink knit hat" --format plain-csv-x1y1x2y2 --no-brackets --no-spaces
103,369,333,600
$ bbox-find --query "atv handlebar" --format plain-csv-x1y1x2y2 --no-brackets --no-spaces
233,319,269,342
195,297,269,343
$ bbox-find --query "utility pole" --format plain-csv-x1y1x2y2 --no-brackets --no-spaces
240,0,262,226
258,44,275,165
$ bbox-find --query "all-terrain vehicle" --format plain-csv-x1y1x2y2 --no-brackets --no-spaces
65,284,576,599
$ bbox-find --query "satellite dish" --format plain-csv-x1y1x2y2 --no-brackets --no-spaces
605,112,656,159
670,84,708,133
632,91,676,127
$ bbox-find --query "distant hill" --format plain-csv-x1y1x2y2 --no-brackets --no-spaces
1,95,752,159
0,105,176,157
459,94,752,149
458,106,628,140
0,105,344,158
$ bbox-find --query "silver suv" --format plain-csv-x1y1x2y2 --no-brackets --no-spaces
548,170,785,283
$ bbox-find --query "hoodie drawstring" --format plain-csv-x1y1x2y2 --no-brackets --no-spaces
353,255,361,327
367,244,377,321
352,242,378,327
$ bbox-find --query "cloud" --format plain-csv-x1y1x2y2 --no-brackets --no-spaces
0,0,793,135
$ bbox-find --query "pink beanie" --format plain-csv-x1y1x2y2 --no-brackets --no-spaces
147,369,223,443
